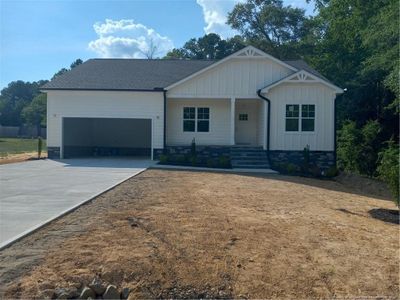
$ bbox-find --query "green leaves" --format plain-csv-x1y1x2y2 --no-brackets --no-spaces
227,0,309,58
164,33,246,59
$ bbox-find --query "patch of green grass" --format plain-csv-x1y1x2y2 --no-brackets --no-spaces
0,138,47,157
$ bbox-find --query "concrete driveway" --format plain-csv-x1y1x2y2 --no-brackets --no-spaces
0,158,154,248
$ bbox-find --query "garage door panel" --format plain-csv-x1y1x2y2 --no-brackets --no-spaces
63,118,151,158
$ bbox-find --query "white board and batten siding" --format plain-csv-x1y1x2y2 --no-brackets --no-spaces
166,98,231,146
268,83,336,151
167,58,293,98
47,90,164,156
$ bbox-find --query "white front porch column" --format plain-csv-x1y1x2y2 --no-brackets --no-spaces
230,97,236,145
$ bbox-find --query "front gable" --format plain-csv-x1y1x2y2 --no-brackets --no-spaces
167,46,296,98
261,70,343,94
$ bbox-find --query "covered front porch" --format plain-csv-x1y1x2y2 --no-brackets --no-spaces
230,98,267,148
165,97,267,149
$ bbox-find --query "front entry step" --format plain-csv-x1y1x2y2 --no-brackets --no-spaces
230,147,271,169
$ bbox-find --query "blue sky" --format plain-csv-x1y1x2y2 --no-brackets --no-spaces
0,0,314,89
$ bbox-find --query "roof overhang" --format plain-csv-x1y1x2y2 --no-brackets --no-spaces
260,70,344,94
165,45,298,90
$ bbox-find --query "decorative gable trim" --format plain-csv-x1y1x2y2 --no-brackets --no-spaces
165,45,298,90
260,70,343,94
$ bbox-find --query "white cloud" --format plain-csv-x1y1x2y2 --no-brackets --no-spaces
88,19,174,58
196,0,243,38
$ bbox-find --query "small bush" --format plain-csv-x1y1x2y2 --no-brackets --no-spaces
377,140,399,206
206,158,215,168
159,154,168,163
190,155,199,166
286,163,299,174
218,156,231,168
37,137,43,159
302,145,310,171
191,138,196,156
325,166,339,178
337,121,363,172
175,155,186,163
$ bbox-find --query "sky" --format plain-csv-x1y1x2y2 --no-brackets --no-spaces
0,0,315,89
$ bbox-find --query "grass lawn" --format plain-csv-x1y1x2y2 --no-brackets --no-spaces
1,170,398,299
0,137,46,157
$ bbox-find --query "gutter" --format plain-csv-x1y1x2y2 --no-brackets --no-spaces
163,90,167,150
257,89,271,160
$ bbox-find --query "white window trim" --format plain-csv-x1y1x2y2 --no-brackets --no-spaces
285,104,316,133
182,106,210,133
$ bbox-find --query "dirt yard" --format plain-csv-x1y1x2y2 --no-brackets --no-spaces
0,169,398,299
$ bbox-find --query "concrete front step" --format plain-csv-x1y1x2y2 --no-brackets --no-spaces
230,147,270,169
231,155,268,159
232,164,271,169
231,149,265,153
232,160,271,166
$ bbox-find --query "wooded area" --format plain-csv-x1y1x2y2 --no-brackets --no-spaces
0,0,398,200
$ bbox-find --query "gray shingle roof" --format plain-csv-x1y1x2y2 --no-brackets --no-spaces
283,60,332,83
41,57,330,91
41,59,217,91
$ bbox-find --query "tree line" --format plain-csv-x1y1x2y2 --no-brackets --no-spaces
0,0,398,200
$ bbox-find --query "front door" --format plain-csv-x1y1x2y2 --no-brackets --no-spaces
235,102,258,145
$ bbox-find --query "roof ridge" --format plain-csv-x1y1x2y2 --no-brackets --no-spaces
90,58,218,62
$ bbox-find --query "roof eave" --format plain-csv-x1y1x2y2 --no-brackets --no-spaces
40,87,166,92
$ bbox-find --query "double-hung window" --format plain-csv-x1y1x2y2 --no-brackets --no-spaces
183,107,196,132
285,104,315,132
183,107,209,132
301,105,315,131
285,105,300,131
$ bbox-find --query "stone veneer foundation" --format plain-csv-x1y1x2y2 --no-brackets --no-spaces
269,150,335,171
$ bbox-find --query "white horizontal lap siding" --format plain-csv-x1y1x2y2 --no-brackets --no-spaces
166,98,231,146
46,90,164,149
168,58,293,98
269,83,335,151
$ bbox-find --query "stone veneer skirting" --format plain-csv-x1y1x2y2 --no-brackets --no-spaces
269,150,335,170
153,146,231,160
49,146,335,171
47,147,61,159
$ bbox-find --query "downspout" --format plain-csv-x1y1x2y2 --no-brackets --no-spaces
163,90,167,151
257,89,271,161
334,96,337,167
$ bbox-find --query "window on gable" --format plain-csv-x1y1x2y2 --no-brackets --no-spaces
285,105,299,131
285,104,315,132
183,107,210,132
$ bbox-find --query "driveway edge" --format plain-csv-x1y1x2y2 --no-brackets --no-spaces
0,168,148,251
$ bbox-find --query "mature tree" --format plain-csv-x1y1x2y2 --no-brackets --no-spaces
0,80,47,126
52,58,83,79
165,34,246,59
1,59,82,127
140,38,160,59
227,0,313,58
308,0,398,140
70,59,83,69
21,93,47,136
